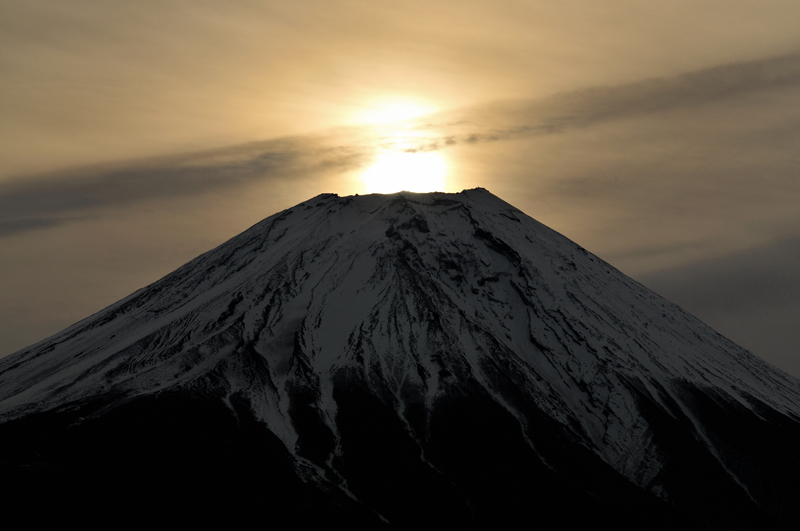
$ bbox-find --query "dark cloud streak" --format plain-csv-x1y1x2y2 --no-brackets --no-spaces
0,137,366,238
443,52,800,143
4,51,800,240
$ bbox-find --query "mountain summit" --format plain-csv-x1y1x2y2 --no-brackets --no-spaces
2,189,799,528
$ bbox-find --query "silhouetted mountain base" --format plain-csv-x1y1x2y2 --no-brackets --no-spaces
4,380,797,528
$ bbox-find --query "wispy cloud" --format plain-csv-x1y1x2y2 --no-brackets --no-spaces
3,52,800,240
0,136,367,237
435,52,800,142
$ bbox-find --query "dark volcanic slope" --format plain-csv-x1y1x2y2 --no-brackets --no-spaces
2,189,799,529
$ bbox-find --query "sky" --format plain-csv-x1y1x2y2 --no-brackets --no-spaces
2,0,800,377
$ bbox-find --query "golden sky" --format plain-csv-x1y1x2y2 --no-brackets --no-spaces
4,0,800,177
2,1,800,376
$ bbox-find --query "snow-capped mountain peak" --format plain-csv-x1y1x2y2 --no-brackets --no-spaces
2,189,799,529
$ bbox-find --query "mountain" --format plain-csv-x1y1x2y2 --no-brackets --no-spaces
1,189,799,529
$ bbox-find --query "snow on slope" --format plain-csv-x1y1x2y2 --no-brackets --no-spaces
1,188,799,492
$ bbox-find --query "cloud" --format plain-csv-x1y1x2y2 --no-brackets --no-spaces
638,236,800,377
0,217,73,238
433,52,800,144
641,236,800,314
0,135,368,238
4,51,800,240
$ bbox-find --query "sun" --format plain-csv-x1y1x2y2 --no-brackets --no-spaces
362,151,446,194
356,98,448,193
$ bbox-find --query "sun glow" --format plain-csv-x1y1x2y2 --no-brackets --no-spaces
362,151,447,194
356,98,448,194
358,100,435,125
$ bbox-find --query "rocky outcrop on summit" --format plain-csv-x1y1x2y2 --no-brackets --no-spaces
1,189,799,529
